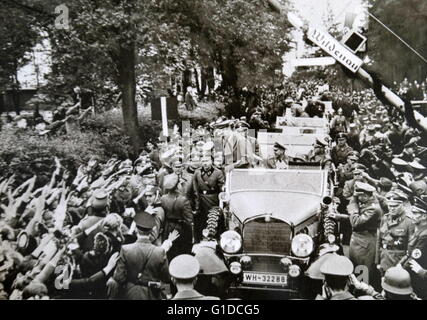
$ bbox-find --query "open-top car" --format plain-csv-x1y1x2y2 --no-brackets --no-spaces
217,168,334,299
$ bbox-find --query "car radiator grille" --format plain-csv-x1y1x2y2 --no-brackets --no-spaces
243,218,292,256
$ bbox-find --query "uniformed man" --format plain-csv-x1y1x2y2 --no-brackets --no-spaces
224,121,260,169
402,205,427,299
360,124,376,148
409,161,427,197
157,149,175,190
347,123,361,152
378,191,415,274
380,266,419,300
330,108,348,139
163,158,195,210
169,254,220,300
161,174,194,261
337,154,358,186
192,156,224,242
391,158,414,187
346,265,420,300
108,212,171,300
108,180,133,214
192,229,229,299
74,189,109,252
342,164,370,199
316,254,357,300
140,185,165,245
331,133,353,167
376,177,394,214
306,137,332,170
265,142,290,169
348,182,382,282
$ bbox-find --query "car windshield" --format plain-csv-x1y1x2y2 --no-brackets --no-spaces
228,169,325,196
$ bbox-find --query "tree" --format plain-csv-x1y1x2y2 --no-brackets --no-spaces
0,2,40,114
367,0,427,83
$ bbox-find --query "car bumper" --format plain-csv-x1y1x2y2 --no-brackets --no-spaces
227,284,301,300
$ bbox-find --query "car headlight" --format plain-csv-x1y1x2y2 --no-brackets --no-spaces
240,256,252,268
289,265,301,278
230,261,242,275
220,230,242,254
291,234,314,258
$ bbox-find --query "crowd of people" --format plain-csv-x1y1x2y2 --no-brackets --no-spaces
0,76,427,300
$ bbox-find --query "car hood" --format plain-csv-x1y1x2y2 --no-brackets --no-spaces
229,191,321,226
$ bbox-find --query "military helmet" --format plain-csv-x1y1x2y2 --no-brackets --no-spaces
381,266,413,295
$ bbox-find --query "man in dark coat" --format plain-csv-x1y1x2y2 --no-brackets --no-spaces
192,156,224,242
108,212,170,300
378,191,415,274
331,133,353,167
348,182,382,282
163,159,195,210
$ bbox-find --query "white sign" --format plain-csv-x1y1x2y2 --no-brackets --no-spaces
307,27,363,73
160,97,168,137
291,57,336,67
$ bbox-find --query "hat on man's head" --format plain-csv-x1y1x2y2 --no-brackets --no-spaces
354,181,376,194
385,190,408,203
413,197,427,210
195,141,205,149
412,206,427,215
336,133,347,140
236,121,250,130
379,177,393,190
163,173,179,190
410,180,427,196
91,189,108,210
169,254,200,280
171,157,184,168
409,161,426,170
273,142,287,151
381,266,413,295
320,254,354,277
134,211,156,231
392,158,408,167
143,172,156,179
347,155,358,161
404,139,418,149
315,136,328,147
367,124,375,131
353,163,367,171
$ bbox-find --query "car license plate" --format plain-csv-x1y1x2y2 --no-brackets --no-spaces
242,272,287,286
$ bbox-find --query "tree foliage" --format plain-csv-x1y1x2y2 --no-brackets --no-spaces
0,1,40,113
367,0,427,83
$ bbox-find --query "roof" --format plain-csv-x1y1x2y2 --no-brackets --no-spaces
227,169,327,225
